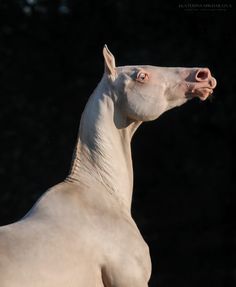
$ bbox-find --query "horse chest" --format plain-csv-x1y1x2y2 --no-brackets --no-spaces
99,217,152,286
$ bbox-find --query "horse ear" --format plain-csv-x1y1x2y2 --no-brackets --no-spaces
103,44,116,79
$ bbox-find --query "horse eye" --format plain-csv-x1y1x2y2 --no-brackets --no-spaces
136,71,148,82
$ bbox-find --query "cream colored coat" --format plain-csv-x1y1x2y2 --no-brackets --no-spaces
0,46,216,286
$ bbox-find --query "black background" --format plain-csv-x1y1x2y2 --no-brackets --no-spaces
0,1,235,286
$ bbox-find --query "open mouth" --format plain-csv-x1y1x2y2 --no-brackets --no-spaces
185,81,216,101
193,87,213,101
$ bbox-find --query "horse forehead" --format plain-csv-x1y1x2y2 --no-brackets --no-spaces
117,65,158,72
116,65,174,78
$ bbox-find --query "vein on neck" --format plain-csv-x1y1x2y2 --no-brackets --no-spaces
66,77,141,211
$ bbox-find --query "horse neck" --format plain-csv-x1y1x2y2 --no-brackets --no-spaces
67,76,141,212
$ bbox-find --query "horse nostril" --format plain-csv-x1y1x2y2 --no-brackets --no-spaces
195,68,210,81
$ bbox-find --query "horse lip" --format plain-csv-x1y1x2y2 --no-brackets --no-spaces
210,76,217,89
194,87,213,101
185,82,216,101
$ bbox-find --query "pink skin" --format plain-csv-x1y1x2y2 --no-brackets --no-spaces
115,65,217,122
184,68,217,101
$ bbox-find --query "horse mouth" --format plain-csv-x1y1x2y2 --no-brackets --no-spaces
193,87,214,101
185,80,216,101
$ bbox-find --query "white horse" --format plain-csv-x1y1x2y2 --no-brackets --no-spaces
0,46,216,287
